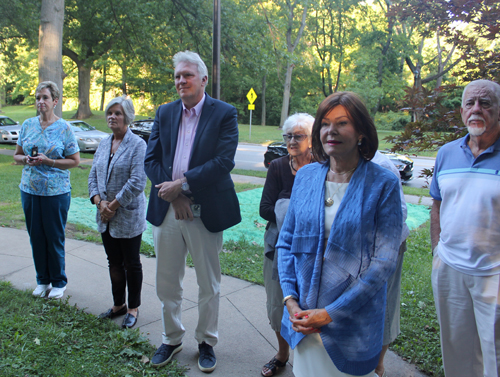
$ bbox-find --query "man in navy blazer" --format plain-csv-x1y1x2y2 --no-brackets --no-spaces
145,51,241,373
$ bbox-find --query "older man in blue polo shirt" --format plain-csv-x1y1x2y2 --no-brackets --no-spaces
430,79,500,377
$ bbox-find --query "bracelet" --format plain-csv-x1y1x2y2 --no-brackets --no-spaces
282,295,298,305
52,159,56,167
96,199,103,209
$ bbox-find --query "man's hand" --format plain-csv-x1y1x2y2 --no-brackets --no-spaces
170,194,194,221
155,180,183,202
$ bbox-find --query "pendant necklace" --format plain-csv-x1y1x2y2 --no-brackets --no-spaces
290,154,313,173
324,166,356,207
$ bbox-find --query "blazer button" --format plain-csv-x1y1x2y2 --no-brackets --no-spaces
168,166,172,170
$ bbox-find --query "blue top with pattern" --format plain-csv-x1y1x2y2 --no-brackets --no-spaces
17,117,80,196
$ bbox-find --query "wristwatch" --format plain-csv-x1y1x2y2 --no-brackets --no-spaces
181,180,190,191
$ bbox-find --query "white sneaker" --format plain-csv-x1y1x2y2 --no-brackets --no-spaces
32,284,52,297
48,286,66,299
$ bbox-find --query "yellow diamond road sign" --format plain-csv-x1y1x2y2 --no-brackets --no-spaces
246,88,257,104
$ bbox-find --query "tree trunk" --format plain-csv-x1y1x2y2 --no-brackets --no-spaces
100,64,106,111
121,62,127,95
0,82,4,111
334,60,342,93
73,64,93,119
39,0,65,118
261,73,267,126
279,63,294,128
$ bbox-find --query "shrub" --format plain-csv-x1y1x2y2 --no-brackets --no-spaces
375,111,411,131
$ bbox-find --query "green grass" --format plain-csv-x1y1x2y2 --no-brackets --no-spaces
232,168,268,179
402,185,430,197
392,221,443,376
187,238,265,285
0,281,186,376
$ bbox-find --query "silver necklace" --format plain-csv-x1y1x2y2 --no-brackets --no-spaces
324,167,356,207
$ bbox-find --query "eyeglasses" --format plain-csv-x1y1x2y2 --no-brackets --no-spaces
283,134,308,142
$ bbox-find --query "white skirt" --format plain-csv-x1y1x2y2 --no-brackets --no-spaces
293,333,375,377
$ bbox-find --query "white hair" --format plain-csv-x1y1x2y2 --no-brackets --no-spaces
282,113,315,135
105,96,135,125
173,50,209,84
462,79,500,106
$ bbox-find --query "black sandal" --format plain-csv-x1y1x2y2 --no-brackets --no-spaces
261,356,288,377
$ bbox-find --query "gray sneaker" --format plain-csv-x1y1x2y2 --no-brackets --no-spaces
198,342,216,373
151,343,183,368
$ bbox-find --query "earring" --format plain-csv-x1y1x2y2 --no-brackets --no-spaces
357,139,362,146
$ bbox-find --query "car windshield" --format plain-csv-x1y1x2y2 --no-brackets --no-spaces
71,122,95,131
132,121,153,128
0,117,17,126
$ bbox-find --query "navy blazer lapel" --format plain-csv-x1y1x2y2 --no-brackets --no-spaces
169,100,183,168
191,94,214,157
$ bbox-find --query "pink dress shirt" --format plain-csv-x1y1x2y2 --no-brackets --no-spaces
172,94,206,181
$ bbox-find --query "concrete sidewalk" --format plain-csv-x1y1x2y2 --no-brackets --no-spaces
0,226,427,377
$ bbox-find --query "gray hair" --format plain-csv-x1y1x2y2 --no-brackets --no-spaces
36,81,60,100
173,50,209,83
282,113,315,135
462,79,500,105
105,96,135,126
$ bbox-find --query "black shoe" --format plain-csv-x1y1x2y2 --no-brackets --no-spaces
98,305,127,319
198,342,216,373
122,311,138,329
151,343,183,367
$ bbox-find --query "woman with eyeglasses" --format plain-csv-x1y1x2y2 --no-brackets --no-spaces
259,113,315,377
277,92,402,376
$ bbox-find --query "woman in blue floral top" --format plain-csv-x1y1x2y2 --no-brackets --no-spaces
14,81,80,299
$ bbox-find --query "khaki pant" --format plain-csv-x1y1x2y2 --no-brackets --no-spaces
153,206,222,347
432,252,500,377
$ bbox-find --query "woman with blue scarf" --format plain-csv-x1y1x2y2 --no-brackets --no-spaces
277,92,402,377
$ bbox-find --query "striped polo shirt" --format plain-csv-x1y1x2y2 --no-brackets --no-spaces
430,134,500,276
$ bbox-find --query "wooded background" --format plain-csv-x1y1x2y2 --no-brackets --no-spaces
1,0,498,136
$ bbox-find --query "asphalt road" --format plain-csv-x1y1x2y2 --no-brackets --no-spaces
235,143,436,188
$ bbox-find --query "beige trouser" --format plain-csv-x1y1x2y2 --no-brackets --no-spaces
432,252,500,377
153,206,222,347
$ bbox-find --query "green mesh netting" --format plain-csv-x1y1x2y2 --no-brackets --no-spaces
68,188,430,247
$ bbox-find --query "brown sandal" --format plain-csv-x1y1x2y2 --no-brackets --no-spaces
261,356,288,377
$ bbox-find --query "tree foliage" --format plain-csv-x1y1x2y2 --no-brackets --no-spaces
1,0,498,131
387,0,500,160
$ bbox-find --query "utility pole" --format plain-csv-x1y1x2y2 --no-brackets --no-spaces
212,0,221,99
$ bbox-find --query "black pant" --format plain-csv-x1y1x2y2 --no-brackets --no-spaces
101,228,143,309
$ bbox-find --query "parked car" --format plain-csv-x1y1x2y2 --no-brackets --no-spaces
69,120,109,152
263,141,289,168
263,142,414,181
129,118,154,144
0,116,21,144
379,150,414,181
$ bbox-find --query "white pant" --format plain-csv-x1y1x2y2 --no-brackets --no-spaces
294,333,374,377
153,206,222,347
432,253,500,377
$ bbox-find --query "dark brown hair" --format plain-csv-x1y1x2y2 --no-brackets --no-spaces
311,91,378,162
